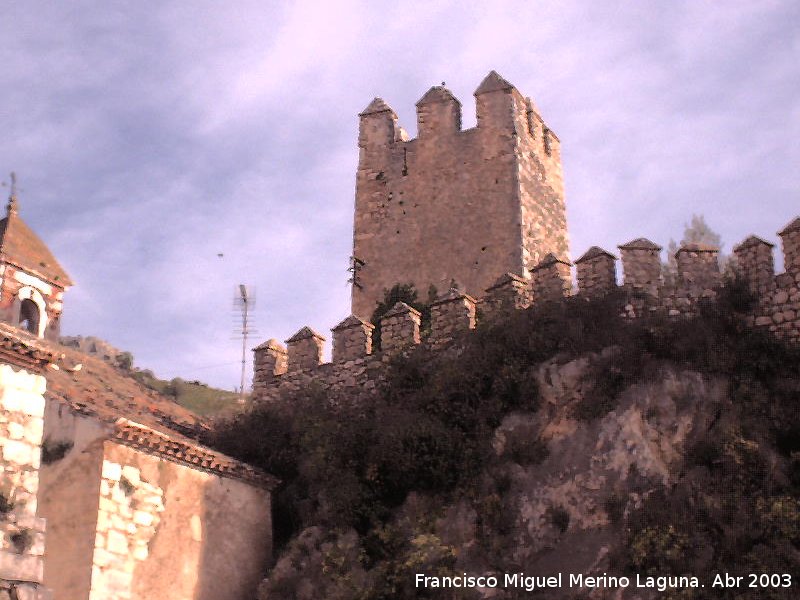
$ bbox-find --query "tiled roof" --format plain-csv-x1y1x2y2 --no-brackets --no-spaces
0,212,73,286
113,419,279,490
0,332,276,488
0,323,58,372
44,341,205,435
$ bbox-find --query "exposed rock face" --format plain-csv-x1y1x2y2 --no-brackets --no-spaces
259,355,731,599
482,357,726,590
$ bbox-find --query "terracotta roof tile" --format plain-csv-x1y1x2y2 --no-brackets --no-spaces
8,334,278,487
0,212,72,286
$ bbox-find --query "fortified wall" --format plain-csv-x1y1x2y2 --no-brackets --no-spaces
253,216,800,403
351,71,568,318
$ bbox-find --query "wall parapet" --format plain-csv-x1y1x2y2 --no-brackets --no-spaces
332,315,374,363
286,327,325,373
531,253,572,300
381,302,421,355
618,238,662,296
429,288,476,348
253,215,800,403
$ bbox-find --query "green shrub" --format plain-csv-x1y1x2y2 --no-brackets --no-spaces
208,277,800,586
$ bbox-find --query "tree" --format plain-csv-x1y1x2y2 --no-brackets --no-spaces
681,214,722,248
663,214,728,285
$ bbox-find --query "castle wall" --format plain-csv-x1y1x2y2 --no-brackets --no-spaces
351,73,568,319
254,216,800,404
0,363,49,599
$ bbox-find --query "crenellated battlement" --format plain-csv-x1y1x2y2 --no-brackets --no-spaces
352,71,569,319
253,216,800,403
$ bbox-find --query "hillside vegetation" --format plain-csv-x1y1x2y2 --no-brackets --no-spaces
60,335,240,416
209,281,800,599
130,370,241,416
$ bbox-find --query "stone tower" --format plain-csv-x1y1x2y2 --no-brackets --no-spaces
351,71,569,318
0,175,72,340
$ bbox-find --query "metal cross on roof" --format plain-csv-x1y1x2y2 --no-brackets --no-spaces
2,172,20,215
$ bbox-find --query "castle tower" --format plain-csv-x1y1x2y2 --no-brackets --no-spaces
351,71,569,318
0,174,72,340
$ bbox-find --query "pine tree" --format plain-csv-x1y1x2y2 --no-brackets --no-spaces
663,214,728,285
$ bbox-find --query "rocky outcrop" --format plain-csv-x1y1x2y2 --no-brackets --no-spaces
258,354,734,599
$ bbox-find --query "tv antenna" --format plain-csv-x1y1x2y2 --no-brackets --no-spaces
233,284,257,404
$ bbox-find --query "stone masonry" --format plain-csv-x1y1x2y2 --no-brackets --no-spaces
253,215,800,404
88,459,165,600
575,248,617,298
351,71,569,319
1,356,52,600
380,302,421,354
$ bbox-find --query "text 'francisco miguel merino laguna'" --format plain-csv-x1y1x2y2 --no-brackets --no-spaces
416,572,702,593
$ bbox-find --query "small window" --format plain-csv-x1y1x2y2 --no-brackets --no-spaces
19,298,40,335
543,128,552,156
526,111,536,139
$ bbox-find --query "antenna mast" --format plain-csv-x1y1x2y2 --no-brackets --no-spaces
234,284,256,404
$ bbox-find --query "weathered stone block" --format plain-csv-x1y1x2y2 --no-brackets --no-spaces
0,550,44,583
676,243,720,290
101,461,122,482
3,440,34,465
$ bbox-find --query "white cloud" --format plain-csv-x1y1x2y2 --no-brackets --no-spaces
1,0,798,389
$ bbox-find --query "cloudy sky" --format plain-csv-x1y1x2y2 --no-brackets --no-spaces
2,1,798,390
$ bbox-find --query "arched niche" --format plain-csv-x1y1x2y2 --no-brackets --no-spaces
17,286,49,338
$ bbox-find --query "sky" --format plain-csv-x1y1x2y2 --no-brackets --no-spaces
1,1,798,390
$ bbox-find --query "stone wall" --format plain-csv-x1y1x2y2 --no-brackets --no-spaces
88,457,165,600
254,216,800,403
351,71,568,318
38,400,273,600
741,218,800,342
96,442,272,600
0,363,49,600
